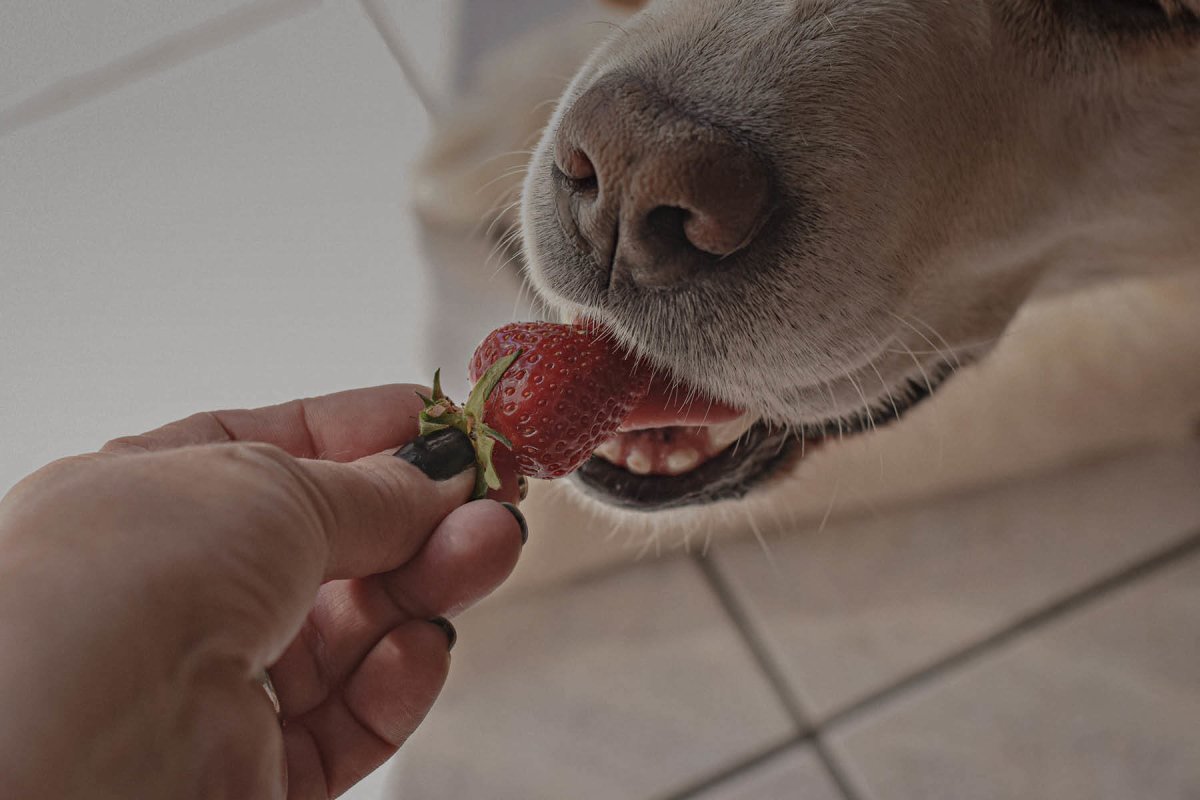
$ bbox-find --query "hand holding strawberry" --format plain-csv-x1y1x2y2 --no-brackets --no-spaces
419,322,651,497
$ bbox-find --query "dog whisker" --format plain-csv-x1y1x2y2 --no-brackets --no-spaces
473,166,535,197
904,312,964,370
488,247,525,285
865,346,902,423
895,338,945,469
822,379,845,441
462,148,537,173
815,473,842,539
585,18,632,40
740,505,781,578
889,311,960,374
483,200,524,242
844,370,886,481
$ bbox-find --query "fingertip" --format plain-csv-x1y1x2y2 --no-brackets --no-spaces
378,498,525,620
427,617,458,652
500,502,529,545
460,498,527,554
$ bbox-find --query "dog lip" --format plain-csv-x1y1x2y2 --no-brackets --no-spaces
574,355,965,511
573,421,799,511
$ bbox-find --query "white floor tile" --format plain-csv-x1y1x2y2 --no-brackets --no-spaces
388,556,795,800
0,1,433,493
691,746,844,800
0,0,260,111
454,0,585,87
714,443,1200,722
340,754,397,800
371,0,463,106
828,552,1200,800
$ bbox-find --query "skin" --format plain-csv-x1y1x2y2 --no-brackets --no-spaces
0,385,525,800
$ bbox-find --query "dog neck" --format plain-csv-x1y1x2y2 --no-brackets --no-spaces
1035,65,1200,294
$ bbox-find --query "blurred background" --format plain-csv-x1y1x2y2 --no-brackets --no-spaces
2,2,1198,799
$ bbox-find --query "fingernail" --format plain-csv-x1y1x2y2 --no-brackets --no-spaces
518,476,529,501
395,429,475,481
428,617,457,652
501,502,529,545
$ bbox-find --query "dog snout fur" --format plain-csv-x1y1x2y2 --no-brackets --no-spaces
521,0,1200,426
553,77,773,289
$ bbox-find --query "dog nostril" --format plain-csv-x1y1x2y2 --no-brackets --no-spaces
644,206,693,250
560,148,595,181
551,77,772,288
558,147,598,193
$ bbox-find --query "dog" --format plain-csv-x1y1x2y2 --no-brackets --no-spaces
414,0,1200,590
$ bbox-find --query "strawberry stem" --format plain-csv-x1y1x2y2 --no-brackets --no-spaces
417,350,521,499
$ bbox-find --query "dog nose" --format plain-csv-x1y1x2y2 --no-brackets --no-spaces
554,79,772,288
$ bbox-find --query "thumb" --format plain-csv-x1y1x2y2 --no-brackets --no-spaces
201,429,478,665
296,428,479,581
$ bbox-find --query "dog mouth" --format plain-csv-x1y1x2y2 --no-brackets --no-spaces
573,360,959,512
574,415,800,511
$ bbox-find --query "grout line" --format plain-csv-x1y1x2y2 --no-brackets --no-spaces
653,733,814,800
822,526,1200,733
674,529,1200,799
357,0,441,117
688,553,862,800
810,735,865,800
693,552,814,728
0,0,319,139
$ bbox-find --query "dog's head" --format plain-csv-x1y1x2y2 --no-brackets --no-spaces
520,0,1200,510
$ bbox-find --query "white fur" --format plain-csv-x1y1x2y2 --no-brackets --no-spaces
415,2,1200,594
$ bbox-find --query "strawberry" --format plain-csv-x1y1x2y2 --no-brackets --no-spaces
418,322,650,497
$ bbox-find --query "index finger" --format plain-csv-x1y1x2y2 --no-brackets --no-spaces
102,384,428,462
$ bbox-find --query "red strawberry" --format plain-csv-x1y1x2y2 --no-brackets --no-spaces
417,322,650,496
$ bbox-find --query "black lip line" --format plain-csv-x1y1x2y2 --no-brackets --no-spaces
574,420,796,511
574,357,964,511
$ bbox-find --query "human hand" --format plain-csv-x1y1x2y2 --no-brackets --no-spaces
0,386,527,799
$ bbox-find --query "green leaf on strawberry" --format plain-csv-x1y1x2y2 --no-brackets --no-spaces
417,352,520,499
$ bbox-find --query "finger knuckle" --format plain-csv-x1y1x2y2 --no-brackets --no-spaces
357,457,422,523
100,434,155,454
196,443,326,538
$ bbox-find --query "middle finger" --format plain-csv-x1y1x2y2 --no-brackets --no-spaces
268,499,525,717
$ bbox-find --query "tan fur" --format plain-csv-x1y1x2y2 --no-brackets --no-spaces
415,1,1200,594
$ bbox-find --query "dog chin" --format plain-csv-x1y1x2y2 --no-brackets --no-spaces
568,358,961,513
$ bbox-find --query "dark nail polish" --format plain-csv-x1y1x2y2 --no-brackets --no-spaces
517,476,529,501
395,429,475,481
501,502,529,545
428,617,457,652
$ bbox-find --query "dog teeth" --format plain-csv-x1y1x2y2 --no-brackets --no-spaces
594,439,621,462
665,449,701,475
626,448,652,475
705,415,755,452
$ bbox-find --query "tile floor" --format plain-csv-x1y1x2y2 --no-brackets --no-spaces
3,3,1198,799
393,443,1200,800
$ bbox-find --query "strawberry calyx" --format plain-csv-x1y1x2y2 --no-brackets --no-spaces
417,351,521,498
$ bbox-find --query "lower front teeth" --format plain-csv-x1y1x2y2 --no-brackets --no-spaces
626,449,652,475
704,415,755,451
592,417,757,475
594,439,621,461
665,449,701,474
